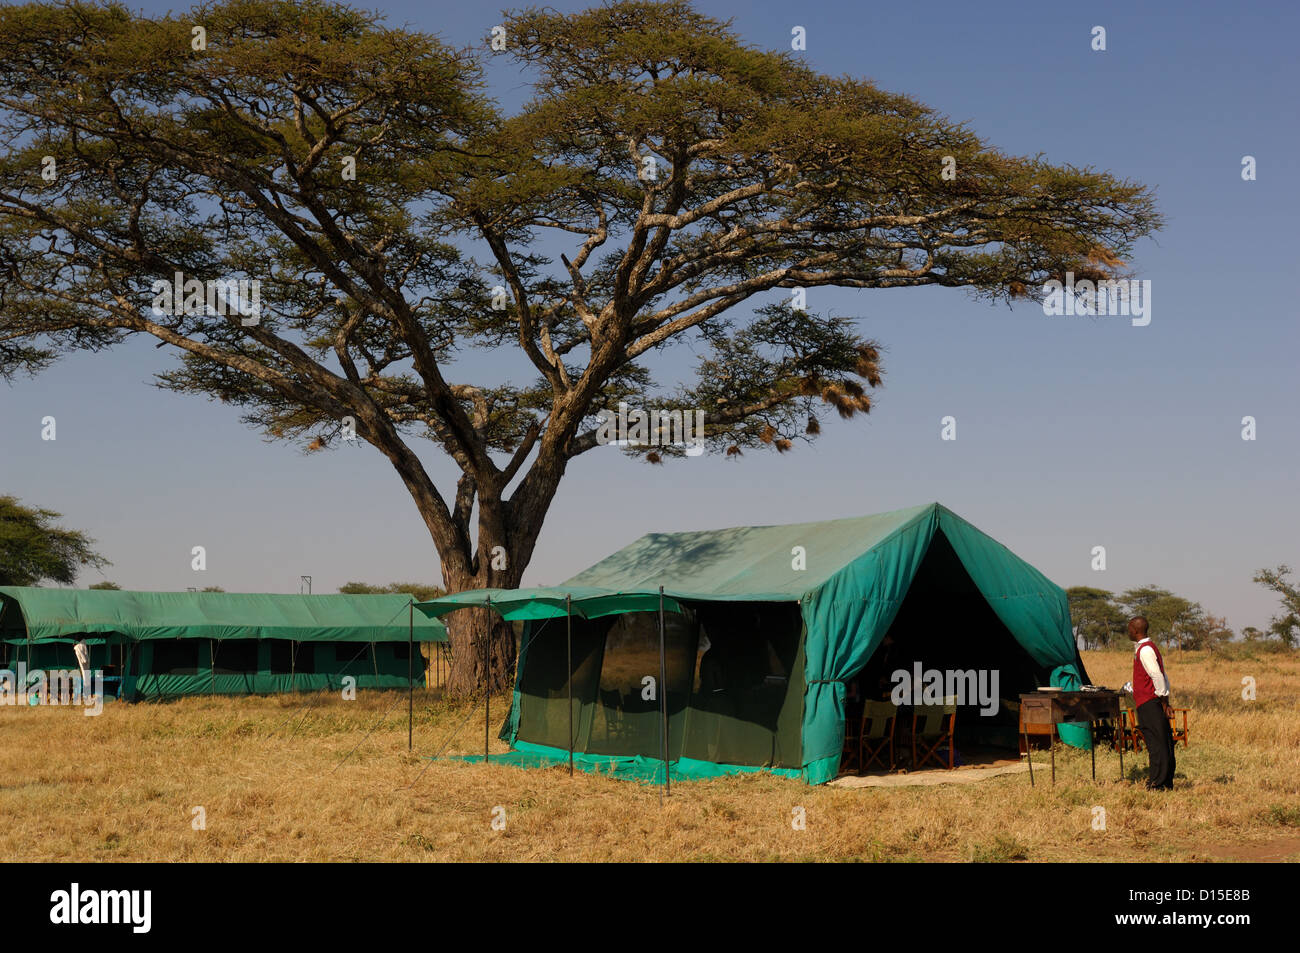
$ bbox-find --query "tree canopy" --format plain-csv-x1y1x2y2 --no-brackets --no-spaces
0,494,108,586
1253,566,1300,647
0,0,1161,693
1067,584,1236,652
1066,586,1129,650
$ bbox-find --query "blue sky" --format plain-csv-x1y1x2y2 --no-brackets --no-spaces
2,0,1297,634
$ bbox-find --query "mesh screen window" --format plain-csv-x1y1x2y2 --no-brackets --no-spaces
680,602,804,768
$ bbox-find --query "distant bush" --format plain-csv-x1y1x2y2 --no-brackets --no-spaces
339,581,446,602
1209,640,1295,662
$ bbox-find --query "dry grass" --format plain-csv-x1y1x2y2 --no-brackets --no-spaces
2,648,1297,862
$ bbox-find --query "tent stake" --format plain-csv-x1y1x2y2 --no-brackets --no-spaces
659,585,669,798
566,594,574,777
408,599,414,751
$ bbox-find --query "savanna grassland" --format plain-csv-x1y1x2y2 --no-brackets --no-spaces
2,647,1297,862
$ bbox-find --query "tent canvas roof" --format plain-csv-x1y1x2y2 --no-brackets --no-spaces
415,505,938,619
559,501,1078,672
562,503,935,600
0,587,447,643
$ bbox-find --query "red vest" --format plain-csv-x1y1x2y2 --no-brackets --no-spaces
1132,639,1168,707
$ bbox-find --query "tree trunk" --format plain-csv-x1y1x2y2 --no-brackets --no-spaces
420,431,568,701
444,605,517,699
439,542,523,700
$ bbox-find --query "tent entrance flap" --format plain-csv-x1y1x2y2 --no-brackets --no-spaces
848,530,1052,751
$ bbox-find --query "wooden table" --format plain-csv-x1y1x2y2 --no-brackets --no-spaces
1019,690,1125,786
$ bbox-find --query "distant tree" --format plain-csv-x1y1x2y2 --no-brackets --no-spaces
88,580,122,590
1066,587,1128,650
201,586,226,592
1242,626,1265,642
1253,566,1299,647
340,581,446,603
0,494,108,586
1118,585,1206,651
1183,613,1234,653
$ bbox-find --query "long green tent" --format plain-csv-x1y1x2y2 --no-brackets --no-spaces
0,588,446,699
417,502,1090,785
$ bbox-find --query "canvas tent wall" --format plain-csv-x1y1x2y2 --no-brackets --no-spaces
420,503,1088,785
0,588,447,700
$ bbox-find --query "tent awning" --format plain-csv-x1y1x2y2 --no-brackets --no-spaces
414,586,687,621
0,588,447,643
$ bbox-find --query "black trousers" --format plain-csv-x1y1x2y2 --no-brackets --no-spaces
1136,698,1176,789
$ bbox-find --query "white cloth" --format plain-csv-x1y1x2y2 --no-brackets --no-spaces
73,640,90,680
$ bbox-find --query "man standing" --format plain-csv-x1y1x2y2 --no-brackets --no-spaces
1122,616,1176,790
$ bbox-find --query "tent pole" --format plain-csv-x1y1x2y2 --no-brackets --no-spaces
408,600,414,751
659,585,669,798
566,594,574,777
484,595,491,764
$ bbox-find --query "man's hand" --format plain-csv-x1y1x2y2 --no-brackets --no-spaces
1161,699,1173,720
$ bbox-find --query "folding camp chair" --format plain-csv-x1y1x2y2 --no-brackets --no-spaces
912,701,957,769
1169,708,1190,748
1120,702,1190,751
1110,704,1142,753
859,701,898,773
1126,703,1190,751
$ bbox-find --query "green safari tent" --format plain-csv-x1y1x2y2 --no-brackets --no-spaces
419,502,1089,785
0,587,446,700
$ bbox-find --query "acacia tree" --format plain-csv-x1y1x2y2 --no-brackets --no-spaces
1066,586,1128,650
0,494,108,586
1118,585,1208,651
1253,566,1299,647
0,0,1160,695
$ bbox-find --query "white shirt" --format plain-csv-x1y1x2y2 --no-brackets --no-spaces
1126,638,1169,697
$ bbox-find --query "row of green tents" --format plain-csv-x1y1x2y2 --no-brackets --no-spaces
0,588,446,699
